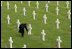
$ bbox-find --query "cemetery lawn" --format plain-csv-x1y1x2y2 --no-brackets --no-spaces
1,1,71,48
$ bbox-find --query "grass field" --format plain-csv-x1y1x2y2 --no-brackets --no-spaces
1,1,71,48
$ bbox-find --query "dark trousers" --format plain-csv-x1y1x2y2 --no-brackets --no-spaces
22,33,24,37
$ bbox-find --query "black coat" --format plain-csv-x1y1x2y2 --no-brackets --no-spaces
19,23,28,33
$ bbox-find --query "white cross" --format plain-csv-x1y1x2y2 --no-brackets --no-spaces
57,1,59,6
48,1,50,3
7,15,10,24
21,1,23,4
36,1,39,8
17,19,20,30
23,7,26,16
14,4,17,13
1,1,2,7
7,1,9,10
56,6,59,15
56,19,60,29
22,44,26,48
57,36,62,48
28,24,32,35
41,29,46,41
67,10,71,19
66,1,69,8
45,4,49,12
70,25,71,28
43,14,47,24
28,1,30,7
9,37,13,48
32,11,36,20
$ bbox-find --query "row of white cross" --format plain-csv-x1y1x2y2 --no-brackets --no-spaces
21,1,69,8
1,1,70,16
56,1,60,29
9,36,62,48
1,1,70,48
7,7,71,30
56,2,61,48
9,37,26,48
3,1,71,27
1,1,70,8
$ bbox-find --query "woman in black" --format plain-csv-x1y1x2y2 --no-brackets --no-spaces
19,23,28,37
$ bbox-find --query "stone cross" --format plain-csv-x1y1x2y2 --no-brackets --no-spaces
28,1,30,7
23,7,26,16
57,1,59,6
9,37,13,48
48,1,50,3
22,44,26,48
56,6,59,15
32,11,36,20
57,36,62,48
66,1,69,8
70,25,71,28
41,29,46,41
36,1,39,8
7,15,10,24
28,24,32,35
1,1,2,7
7,1,9,10
21,1,23,4
17,19,20,30
43,14,47,24
67,10,71,19
14,4,17,13
56,19,60,29
45,4,49,12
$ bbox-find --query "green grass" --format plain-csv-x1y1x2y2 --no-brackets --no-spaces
1,1,71,48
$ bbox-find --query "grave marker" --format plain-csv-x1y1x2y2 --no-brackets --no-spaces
21,1,23,4
48,1,50,3
7,15,10,24
22,44,26,48
57,36,62,48
17,19,20,30
14,4,17,13
36,1,39,8
66,1,69,8
57,1,59,6
28,1,30,7
7,1,9,10
32,11,36,20
41,29,46,41
23,7,26,16
56,19,60,29
70,25,71,28
9,37,13,48
43,14,47,24
1,1,2,7
45,4,49,12
28,24,32,35
67,10,71,19
56,6,59,15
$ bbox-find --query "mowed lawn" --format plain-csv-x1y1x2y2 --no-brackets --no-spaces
1,1,71,48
